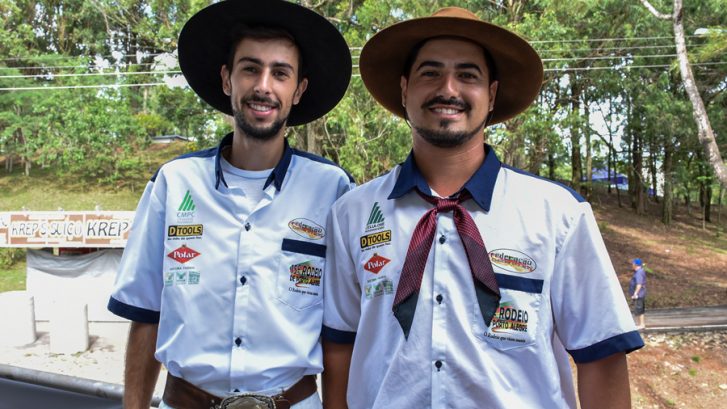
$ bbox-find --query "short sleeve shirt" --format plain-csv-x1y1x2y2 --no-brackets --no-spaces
630,267,647,298
109,133,354,396
323,146,643,409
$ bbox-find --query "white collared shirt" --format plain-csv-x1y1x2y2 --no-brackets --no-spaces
109,133,354,396
323,146,643,409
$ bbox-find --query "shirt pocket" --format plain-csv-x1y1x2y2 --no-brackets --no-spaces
472,274,544,351
275,238,326,311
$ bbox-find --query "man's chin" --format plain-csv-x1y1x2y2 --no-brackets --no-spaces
414,125,478,148
233,110,287,141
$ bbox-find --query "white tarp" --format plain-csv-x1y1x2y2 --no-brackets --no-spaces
26,249,125,322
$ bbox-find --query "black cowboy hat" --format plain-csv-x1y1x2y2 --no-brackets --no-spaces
360,7,543,125
178,0,352,126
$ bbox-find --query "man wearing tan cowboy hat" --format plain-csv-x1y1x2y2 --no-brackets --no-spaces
108,1,354,408
321,7,643,409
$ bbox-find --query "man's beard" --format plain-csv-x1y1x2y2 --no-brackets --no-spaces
412,96,487,148
232,96,288,141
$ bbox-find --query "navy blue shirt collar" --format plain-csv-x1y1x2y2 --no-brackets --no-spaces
214,132,293,192
388,144,502,212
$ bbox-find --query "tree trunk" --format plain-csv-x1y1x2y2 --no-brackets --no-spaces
662,144,673,225
630,119,646,215
641,0,727,188
547,152,556,181
570,82,583,192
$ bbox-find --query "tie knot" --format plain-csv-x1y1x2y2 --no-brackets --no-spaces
435,198,459,213
417,189,472,213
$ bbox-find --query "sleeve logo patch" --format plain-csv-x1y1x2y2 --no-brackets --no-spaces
167,245,200,264
488,249,537,273
363,253,390,274
288,218,325,240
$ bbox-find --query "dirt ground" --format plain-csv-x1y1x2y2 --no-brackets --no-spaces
627,332,727,408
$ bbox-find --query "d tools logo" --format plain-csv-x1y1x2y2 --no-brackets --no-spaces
167,245,200,264
363,253,390,274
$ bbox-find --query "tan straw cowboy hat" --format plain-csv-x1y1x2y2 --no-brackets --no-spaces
359,7,543,125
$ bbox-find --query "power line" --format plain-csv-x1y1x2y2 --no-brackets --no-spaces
0,70,180,79
529,34,704,44
0,82,168,91
1,62,723,91
544,61,727,72
0,34,711,63
0,62,156,71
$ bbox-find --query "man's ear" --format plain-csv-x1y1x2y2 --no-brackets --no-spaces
488,80,499,112
400,76,408,108
293,77,309,105
220,65,231,96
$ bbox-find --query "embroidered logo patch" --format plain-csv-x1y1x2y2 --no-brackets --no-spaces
360,230,391,250
167,245,200,264
167,224,203,238
365,202,385,231
176,190,196,220
489,249,537,273
363,253,390,274
289,261,322,288
288,218,325,240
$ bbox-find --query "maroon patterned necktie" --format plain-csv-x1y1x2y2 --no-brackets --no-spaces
393,190,501,339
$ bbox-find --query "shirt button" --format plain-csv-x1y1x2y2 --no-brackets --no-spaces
240,276,247,285
434,360,443,371
234,337,242,347
436,294,443,304
244,222,251,231
439,235,446,244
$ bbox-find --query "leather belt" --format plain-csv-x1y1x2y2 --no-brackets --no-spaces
162,374,317,409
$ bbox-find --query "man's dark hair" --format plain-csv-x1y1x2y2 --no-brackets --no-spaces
401,36,497,84
225,23,306,83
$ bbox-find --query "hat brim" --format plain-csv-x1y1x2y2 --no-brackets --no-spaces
178,0,351,126
360,16,543,125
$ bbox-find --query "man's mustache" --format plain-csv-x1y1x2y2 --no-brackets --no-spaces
422,96,470,111
242,95,281,108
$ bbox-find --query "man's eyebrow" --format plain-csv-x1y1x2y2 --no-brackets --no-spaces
415,60,444,71
415,60,483,74
456,63,483,73
236,57,294,71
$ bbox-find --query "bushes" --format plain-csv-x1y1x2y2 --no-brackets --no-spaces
0,248,25,269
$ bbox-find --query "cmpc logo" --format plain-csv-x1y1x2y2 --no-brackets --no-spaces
176,190,196,219
363,253,390,274
167,245,200,264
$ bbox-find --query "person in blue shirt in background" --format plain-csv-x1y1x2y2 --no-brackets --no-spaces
630,258,647,329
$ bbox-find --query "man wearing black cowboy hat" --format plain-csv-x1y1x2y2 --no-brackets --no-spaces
107,1,353,408
322,7,643,409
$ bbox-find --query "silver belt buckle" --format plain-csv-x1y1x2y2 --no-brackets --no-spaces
218,394,276,409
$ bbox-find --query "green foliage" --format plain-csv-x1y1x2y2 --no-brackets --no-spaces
0,248,24,269
0,259,26,292
0,0,724,205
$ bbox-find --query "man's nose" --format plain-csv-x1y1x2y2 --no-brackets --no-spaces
254,70,273,95
437,73,458,98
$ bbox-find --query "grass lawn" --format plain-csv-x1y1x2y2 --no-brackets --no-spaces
0,260,26,292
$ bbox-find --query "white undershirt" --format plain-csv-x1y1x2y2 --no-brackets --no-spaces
220,157,273,217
